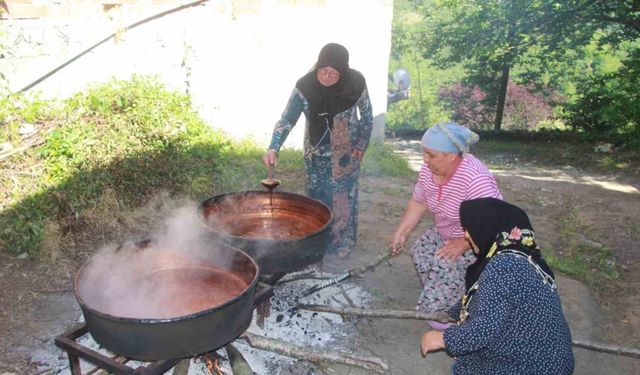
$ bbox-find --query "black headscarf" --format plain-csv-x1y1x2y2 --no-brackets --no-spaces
460,198,554,291
295,43,366,146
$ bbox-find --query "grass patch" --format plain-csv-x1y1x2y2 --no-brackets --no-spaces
0,76,409,256
0,76,266,255
544,206,620,288
362,141,414,178
545,246,620,287
380,186,410,197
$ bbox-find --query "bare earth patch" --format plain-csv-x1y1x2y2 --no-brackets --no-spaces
1,139,639,374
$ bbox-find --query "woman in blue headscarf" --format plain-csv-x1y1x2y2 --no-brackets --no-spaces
389,122,502,328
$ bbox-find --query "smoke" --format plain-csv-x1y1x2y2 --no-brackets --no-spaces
76,202,255,319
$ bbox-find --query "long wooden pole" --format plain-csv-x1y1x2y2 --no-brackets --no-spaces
300,305,640,360
300,304,452,323
572,339,640,360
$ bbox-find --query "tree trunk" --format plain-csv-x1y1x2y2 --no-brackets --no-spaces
493,63,510,130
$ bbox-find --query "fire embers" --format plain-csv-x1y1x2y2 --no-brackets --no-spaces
239,269,371,357
200,352,223,375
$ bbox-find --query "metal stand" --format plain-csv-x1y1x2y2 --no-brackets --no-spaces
54,273,284,374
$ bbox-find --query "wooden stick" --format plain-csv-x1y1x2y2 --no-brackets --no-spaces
300,252,392,298
225,344,253,375
301,305,640,360
299,304,452,323
0,138,44,161
347,252,393,276
238,332,388,373
572,339,640,359
172,359,191,375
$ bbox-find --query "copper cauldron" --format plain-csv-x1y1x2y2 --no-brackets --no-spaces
201,191,333,274
74,240,259,360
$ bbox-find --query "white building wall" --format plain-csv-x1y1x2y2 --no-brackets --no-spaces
1,0,393,149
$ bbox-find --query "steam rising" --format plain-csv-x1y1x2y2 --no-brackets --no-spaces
76,203,254,319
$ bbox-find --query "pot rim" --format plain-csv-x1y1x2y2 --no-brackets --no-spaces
200,190,334,243
73,240,260,324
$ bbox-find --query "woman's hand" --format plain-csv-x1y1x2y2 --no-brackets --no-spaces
389,231,407,256
389,199,428,257
262,149,278,167
436,237,471,261
420,331,445,357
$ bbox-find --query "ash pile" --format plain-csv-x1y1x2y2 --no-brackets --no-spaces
236,268,372,374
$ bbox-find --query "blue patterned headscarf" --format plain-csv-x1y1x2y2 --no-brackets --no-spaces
421,122,479,154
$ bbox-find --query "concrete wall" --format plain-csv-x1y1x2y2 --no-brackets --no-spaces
1,0,393,149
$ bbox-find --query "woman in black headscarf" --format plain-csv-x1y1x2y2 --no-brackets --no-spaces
420,198,574,375
262,43,373,259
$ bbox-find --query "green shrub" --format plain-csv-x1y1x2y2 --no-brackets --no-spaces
565,45,640,148
0,76,237,254
362,141,414,178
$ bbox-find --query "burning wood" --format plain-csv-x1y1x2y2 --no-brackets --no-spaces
239,332,389,373
202,352,224,375
256,298,272,328
172,359,191,375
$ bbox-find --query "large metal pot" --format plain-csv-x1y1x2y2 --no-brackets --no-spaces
74,240,259,360
201,191,333,274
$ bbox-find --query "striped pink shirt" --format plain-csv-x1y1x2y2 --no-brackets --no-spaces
413,154,502,240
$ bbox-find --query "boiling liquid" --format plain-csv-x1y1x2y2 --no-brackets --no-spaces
84,266,248,319
222,215,320,239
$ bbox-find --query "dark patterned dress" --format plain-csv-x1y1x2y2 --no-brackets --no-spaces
444,253,575,375
268,87,373,253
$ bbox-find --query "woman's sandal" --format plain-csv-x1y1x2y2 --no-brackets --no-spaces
427,320,451,331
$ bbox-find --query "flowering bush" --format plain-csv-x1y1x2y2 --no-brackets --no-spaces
438,81,556,130
503,82,555,130
438,83,492,128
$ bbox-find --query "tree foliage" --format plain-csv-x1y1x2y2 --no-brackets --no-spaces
566,44,640,146
389,0,639,143
420,0,600,129
386,0,460,131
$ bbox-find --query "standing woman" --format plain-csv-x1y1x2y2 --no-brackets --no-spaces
421,198,574,375
262,43,373,258
389,123,502,326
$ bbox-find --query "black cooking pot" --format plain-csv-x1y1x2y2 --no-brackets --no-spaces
74,240,259,360
200,191,333,274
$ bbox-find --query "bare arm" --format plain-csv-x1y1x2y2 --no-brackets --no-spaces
389,198,428,256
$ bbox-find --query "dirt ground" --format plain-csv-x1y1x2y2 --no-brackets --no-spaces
1,138,639,374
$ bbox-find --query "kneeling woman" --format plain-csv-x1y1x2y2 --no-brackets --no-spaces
421,198,574,375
